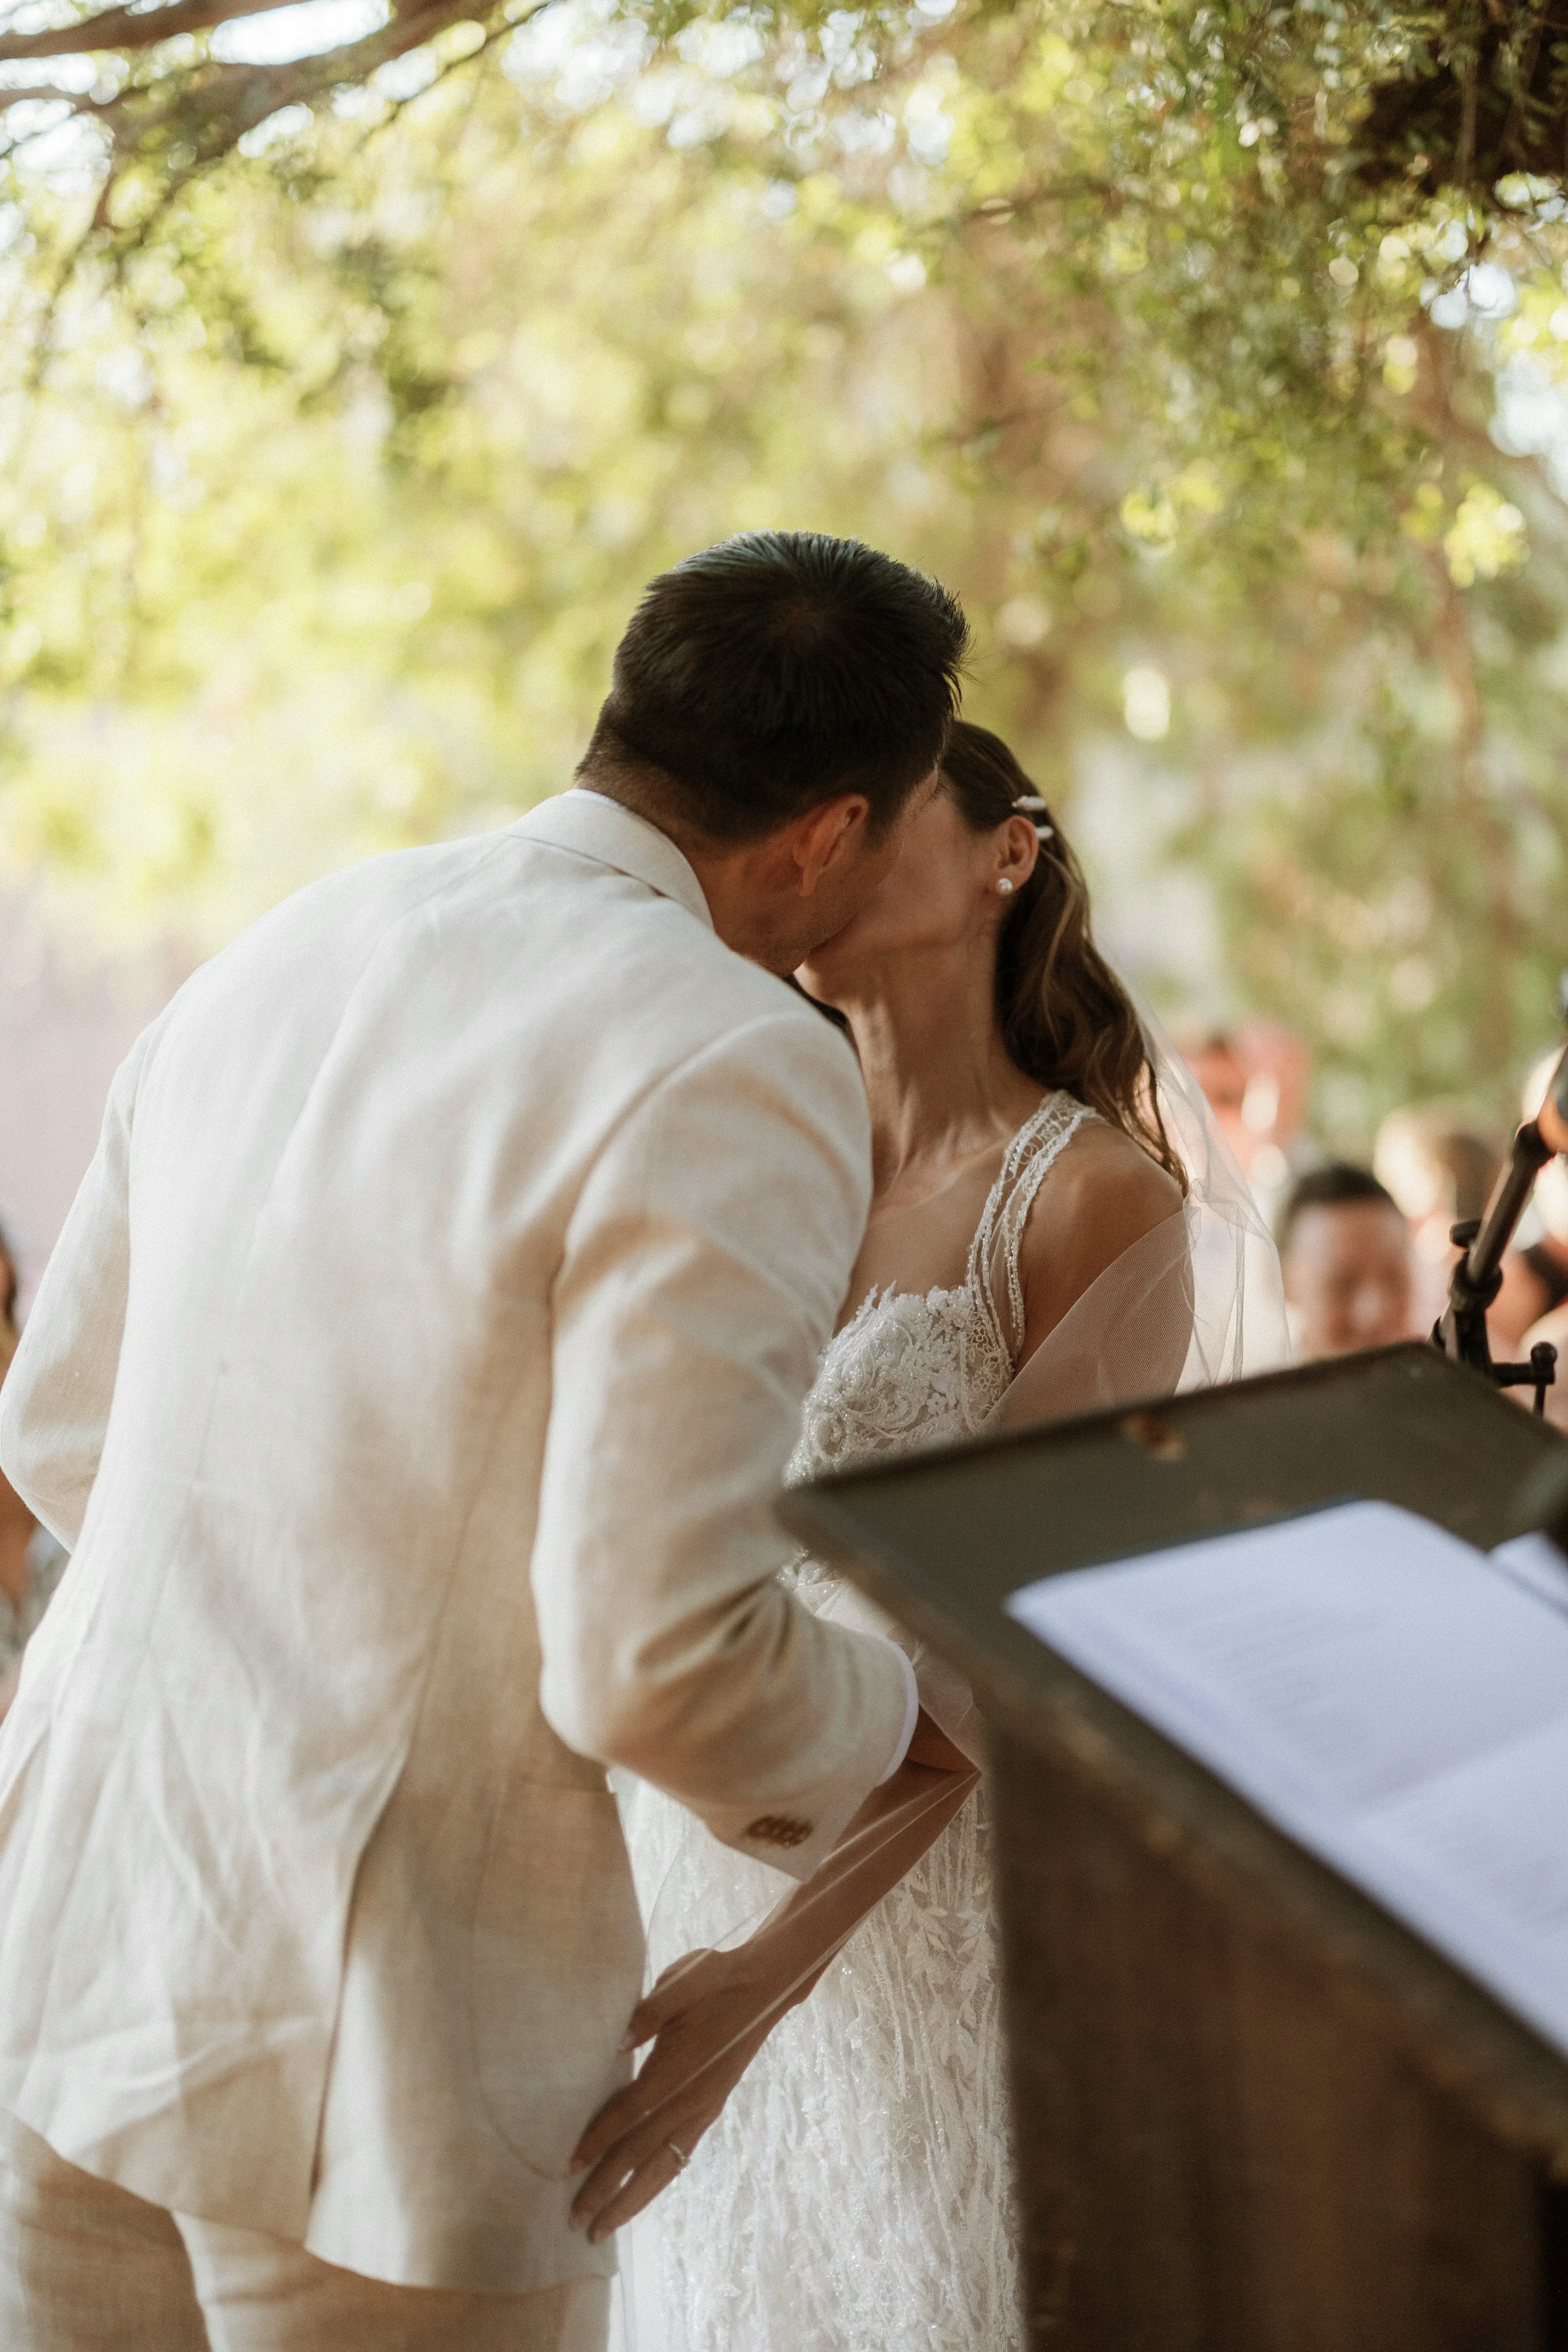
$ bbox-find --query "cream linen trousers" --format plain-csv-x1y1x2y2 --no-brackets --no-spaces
0,2114,609,2352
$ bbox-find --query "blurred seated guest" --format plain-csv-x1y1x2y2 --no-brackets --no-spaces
0,1229,65,1724
1374,1104,1502,1338
1178,1020,1313,1224
1278,1164,1417,1361
1492,1048,1568,1349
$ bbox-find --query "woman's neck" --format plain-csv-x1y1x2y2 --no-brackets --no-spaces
834,943,1043,1198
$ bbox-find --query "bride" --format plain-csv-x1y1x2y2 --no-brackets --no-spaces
569,721,1279,2350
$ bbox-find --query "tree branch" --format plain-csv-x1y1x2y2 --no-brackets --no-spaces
0,0,318,63
100,0,509,164
0,0,551,314
0,83,97,107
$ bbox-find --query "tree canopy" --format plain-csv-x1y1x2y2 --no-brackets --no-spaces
9,0,1568,232
3,0,1568,1142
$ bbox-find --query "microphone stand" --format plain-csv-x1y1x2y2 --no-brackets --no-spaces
1435,1039,1568,1415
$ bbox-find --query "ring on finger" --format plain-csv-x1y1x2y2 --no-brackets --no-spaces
664,2139,690,2173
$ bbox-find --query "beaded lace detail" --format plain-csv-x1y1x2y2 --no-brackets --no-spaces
619,1093,1089,2352
789,1088,1089,1489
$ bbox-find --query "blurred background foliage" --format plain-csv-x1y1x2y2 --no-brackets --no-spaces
4,0,1568,1141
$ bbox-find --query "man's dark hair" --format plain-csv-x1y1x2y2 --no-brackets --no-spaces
1278,1163,1403,1252
580,532,969,842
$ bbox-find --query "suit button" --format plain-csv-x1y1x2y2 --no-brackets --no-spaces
744,1814,813,1849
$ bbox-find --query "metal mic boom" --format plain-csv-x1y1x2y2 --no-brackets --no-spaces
1436,1036,1568,1412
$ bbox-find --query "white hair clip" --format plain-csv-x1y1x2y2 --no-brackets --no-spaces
1014,793,1055,841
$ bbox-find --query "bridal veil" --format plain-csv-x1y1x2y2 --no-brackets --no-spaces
993,998,1289,1431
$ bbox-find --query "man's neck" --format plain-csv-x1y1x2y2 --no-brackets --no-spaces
575,770,704,857
574,775,799,971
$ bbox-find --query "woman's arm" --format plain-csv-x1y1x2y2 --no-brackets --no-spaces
568,1715,977,2243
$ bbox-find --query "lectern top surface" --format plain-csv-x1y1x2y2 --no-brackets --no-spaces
780,1343,1559,1637
777,1343,1568,2164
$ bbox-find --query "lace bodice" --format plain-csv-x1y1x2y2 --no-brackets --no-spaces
788,1089,1089,1486
615,1094,1090,2352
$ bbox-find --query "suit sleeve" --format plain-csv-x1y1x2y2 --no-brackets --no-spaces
531,1006,914,1880
0,1024,157,1548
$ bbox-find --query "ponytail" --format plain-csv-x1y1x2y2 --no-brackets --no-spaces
941,722,1185,1189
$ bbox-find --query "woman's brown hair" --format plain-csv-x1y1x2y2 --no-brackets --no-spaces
0,1226,17,1375
941,721,1185,1187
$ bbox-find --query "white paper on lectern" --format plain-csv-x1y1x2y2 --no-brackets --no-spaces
1488,1528,1568,1621
1006,1500,1568,2056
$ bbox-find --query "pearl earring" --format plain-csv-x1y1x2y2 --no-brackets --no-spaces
996,878,1015,896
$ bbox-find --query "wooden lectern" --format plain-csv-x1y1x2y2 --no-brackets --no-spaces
778,1343,1568,2352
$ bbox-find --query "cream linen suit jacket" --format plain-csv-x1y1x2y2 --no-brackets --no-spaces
0,791,914,2295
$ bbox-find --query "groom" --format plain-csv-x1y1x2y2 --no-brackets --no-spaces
0,532,968,2349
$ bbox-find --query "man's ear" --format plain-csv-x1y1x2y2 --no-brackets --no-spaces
788,794,872,898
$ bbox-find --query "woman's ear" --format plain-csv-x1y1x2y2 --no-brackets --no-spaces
995,814,1039,895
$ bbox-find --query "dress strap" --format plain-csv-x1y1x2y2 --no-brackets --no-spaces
964,1094,1092,1366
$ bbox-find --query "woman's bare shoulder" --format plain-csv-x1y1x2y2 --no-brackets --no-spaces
1046,1114,1183,1232
1015,1113,1183,1352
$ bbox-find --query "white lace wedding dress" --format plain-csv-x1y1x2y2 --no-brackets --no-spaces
616,1091,1090,2352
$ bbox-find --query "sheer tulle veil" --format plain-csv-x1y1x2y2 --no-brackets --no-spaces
606,1000,1289,2352
993,994,1290,1433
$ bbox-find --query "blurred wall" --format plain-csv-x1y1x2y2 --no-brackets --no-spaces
0,884,189,1312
